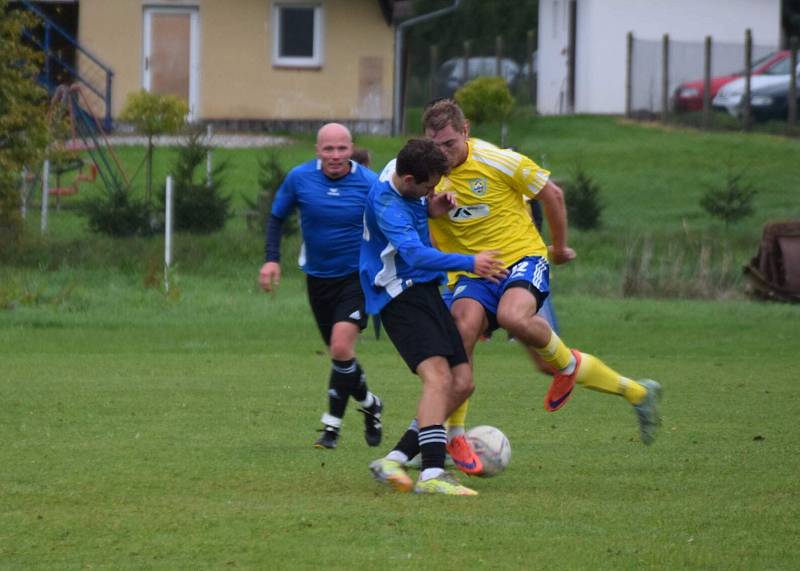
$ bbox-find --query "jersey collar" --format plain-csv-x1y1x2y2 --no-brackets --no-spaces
315,159,358,176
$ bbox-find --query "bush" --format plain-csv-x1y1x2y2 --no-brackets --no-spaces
83,188,153,237
700,166,757,228
564,163,604,230
455,76,515,125
243,148,296,236
163,129,230,234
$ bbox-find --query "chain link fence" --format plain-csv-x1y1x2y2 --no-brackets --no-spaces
629,33,798,131
404,31,539,111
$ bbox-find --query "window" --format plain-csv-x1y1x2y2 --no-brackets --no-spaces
273,3,323,68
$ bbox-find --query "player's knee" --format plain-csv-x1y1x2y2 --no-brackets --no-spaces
452,314,484,348
328,340,354,361
496,306,526,336
451,367,475,401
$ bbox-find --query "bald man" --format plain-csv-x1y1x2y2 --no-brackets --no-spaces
259,123,383,450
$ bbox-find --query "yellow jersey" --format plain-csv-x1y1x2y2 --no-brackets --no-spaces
429,138,551,286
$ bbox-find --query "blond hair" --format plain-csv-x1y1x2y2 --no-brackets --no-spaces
422,99,466,133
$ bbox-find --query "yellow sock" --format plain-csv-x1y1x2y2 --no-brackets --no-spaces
532,331,573,371
446,400,469,438
575,352,647,404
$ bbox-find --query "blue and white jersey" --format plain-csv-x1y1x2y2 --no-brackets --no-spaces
271,159,377,277
359,177,474,315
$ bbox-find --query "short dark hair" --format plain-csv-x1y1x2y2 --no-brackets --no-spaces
422,98,466,133
396,139,449,184
351,147,371,167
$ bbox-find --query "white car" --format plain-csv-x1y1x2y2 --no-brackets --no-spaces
712,57,800,117
433,57,521,98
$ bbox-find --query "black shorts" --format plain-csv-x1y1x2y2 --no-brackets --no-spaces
306,273,368,346
380,281,468,373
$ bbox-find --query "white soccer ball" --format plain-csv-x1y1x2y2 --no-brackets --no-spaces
465,425,511,477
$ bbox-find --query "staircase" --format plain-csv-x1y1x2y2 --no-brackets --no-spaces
19,0,115,131
20,2,129,196
50,84,130,196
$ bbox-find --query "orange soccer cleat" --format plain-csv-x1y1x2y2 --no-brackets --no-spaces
544,349,581,412
446,434,483,476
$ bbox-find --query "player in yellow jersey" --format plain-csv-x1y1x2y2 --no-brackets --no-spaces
422,100,662,474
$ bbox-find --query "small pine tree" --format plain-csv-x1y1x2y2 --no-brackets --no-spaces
84,188,152,237
565,164,604,230
243,148,296,236
700,167,757,228
164,129,230,234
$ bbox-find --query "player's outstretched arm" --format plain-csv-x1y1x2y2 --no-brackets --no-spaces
259,261,281,293
538,181,576,265
473,250,509,284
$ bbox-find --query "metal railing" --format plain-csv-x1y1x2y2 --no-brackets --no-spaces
20,0,115,131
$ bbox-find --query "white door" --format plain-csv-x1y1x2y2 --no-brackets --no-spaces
143,7,200,120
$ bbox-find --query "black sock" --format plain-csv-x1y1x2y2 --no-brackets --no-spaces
419,424,447,471
327,360,354,420
393,420,420,459
340,359,372,405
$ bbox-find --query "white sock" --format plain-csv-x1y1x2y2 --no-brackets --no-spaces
420,467,445,481
386,450,408,464
559,353,577,376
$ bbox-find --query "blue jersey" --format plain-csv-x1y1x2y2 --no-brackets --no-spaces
359,178,475,315
271,159,377,277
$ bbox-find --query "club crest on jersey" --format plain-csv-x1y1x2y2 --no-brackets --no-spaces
468,178,487,196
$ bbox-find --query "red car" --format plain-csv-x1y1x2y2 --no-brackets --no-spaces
673,50,789,111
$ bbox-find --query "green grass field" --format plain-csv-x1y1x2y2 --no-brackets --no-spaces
2,115,800,569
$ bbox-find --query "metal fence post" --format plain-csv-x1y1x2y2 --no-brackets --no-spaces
462,40,471,88
40,160,50,235
661,33,670,122
429,44,439,101
164,175,174,293
527,29,536,106
495,35,503,77
567,0,576,113
789,37,798,128
743,29,753,132
703,36,712,130
625,32,633,118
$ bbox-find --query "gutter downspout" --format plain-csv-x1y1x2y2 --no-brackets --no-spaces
392,0,463,135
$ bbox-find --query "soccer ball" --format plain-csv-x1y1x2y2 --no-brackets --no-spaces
465,425,511,477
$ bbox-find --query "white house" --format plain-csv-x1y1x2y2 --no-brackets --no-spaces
537,0,782,114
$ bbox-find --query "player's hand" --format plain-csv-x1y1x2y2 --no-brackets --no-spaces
548,245,577,265
259,261,281,293
473,250,508,284
427,191,456,218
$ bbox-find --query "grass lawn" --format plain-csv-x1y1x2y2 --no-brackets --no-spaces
2,115,800,569
2,276,799,569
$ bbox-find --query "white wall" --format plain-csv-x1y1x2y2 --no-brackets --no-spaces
538,0,782,114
